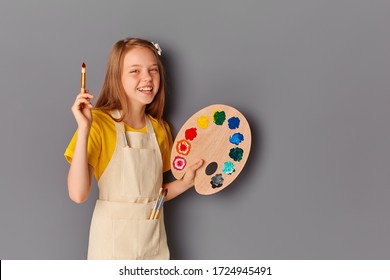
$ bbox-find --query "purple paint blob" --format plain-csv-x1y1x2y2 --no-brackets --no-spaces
229,132,244,145
228,117,240,129
173,156,186,170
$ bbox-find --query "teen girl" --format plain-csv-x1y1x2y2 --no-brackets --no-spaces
65,38,203,259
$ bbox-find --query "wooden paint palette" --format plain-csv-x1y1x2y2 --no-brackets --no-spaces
171,104,252,195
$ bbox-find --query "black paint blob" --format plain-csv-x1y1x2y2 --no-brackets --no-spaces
205,162,218,175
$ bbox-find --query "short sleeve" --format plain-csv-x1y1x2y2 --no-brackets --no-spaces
64,120,102,171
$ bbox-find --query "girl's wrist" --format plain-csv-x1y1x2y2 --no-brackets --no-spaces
181,178,194,190
77,126,91,137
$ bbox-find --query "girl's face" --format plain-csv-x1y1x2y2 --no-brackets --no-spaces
121,46,160,108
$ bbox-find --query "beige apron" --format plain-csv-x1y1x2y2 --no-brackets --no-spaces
87,110,169,260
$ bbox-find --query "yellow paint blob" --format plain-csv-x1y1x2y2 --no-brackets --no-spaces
197,115,209,129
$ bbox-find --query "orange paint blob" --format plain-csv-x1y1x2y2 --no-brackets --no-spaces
176,139,191,156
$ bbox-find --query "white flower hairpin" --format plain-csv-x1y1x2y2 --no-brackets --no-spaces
151,42,162,56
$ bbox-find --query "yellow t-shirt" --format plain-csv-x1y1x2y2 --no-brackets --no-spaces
64,110,172,181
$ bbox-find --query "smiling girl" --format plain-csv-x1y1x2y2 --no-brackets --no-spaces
64,38,203,259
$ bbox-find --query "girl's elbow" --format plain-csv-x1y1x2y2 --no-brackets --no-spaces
68,190,89,204
67,179,91,204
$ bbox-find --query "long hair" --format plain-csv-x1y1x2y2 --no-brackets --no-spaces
95,37,170,144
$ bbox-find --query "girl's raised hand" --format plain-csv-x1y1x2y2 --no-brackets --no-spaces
71,89,94,129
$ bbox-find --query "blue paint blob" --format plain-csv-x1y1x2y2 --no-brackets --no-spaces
228,117,240,129
222,161,235,175
229,132,244,145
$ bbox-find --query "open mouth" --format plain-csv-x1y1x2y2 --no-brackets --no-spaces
137,86,153,94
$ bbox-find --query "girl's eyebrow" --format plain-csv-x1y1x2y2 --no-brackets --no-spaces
127,63,158,68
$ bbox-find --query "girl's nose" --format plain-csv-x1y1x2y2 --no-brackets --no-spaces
142,71,152,81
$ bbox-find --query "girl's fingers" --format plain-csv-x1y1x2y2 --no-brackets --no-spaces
72,99,92,111
77,93,94,99
188,160,204,172
75,98,92,106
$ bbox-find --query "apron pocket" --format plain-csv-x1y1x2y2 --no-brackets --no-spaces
137,219,160,258
113,219,160,259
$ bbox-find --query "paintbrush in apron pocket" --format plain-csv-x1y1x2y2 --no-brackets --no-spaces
149,188,168,220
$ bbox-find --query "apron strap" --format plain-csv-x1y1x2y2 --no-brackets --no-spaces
111,110,154,147
145,116,154,136
110,110,128,147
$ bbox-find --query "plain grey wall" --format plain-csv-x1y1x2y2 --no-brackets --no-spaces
1,0,389,259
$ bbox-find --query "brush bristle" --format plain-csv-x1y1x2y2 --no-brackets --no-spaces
82,62,86,68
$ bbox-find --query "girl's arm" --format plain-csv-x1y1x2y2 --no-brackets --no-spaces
67,128,94,203
163,159,203,201
67,90,94,203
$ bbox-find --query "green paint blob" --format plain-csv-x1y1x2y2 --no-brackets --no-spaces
213,110,226,125
229,147,244,162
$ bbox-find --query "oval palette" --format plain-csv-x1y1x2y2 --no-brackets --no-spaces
171,104,252,195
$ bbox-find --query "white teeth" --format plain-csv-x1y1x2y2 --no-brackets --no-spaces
138,87,152,91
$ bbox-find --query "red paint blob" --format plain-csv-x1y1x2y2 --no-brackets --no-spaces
185,127,197,141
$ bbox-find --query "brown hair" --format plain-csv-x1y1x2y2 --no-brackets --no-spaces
95,37,170,143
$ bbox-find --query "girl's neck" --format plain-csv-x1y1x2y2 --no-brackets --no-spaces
121,104,147,129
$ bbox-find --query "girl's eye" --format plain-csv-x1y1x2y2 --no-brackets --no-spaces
150,68,159,73
130,69,139,73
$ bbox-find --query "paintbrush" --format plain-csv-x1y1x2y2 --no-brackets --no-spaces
149,188,163,220
81,62,86,92
153,188,168,220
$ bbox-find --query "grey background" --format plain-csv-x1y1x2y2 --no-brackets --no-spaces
0,0,389,259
